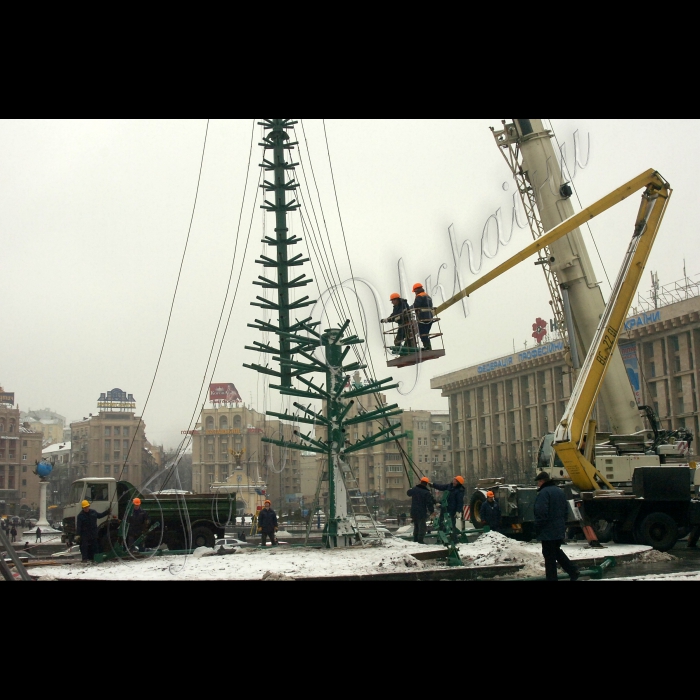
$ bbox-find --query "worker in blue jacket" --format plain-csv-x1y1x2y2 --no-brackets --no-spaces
534,472,579,581
432,476,465,541
257,500,278,547
382,292,414,351
407,476,435,543
411,283,434,350
480,491,502,531
76,499,112,562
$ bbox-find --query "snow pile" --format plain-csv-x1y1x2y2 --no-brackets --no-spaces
459,531,544,577
620,549,677,564
30,537,432,581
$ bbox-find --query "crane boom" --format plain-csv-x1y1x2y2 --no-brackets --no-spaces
553,174,671,490
436,169,671,491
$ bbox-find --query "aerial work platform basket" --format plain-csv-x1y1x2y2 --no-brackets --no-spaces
382,309,445,368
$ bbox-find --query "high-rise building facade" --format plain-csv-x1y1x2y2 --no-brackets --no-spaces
1,390,44,515
431,290,700,491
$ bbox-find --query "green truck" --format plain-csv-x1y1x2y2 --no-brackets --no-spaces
62,477,235,552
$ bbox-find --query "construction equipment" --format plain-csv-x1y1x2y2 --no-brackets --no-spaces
445,165,700,550
62,477,234,554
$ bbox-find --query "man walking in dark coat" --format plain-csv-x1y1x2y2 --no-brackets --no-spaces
407,476,435,543
534,472,579,581
480,491,502,531
76,499,112,562
411,283,434,350
126,497,150,552
257,500,278,547
382,292,414,352
432,476,466,541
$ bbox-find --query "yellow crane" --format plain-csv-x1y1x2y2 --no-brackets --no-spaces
437,168,672,493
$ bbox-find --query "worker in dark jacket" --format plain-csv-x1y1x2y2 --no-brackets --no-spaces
257,500,278,547
534,472,579,581
411,283,434,350
381,292,414,352
76,499,112,562
126,497,150,552
480,491,502,531
432,476,465,541
407,476,435,543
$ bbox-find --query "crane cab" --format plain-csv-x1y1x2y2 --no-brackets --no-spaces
383,309,445,368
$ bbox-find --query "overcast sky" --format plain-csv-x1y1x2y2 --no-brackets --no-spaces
2,119,697,448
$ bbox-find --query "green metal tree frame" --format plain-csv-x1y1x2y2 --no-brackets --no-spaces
244,118,407,547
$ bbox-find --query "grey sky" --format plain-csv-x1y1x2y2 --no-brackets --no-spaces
2,119,697,448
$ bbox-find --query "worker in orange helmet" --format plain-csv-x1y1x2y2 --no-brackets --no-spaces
406,476,436,543
381,292,413,353
479,490,502,532
432,475,466,541
127,497,150,552
410,283,434,350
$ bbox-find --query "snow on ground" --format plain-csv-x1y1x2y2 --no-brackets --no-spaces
457,531,652,578
599,570,700,580
31,537,436,581
30,531,655,581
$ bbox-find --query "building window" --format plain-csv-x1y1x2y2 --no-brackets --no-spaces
443,454,447,462
105,465,111,475
22,466,26,472
123,439,129,451
22,478,27,486
114,427,121,437
22,454,27,461
105,427,111,437
123,427,129,438
220,416,228,430
386,465,402,472
22,491,26,498
206,416,214,430
114,451,120,460
234,415,242,429
22,440,27,447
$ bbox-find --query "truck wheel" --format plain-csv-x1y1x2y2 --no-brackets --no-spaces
637,512,678,552
191,526,215,548
594,519,614,543
99,527,120,554
611,523,635,545
469,491,486,529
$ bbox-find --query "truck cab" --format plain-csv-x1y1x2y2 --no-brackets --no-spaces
62,478,125,543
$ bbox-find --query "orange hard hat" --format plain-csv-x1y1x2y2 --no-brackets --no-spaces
390,292,400,300
420,476,430,483
412,283,424,293
454,475,465,485
264,499,271,505
486,491,494,497
133,498,141,506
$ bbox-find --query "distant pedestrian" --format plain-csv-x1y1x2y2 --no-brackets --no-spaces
480,491,502,531
10,526,17,543
407,477,435,544
35,527,42,543
76,499,112,562
257,500,278,547
23,541,30,551
432,476,466,541
534,472,579,582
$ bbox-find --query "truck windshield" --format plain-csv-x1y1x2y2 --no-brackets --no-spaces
69,482,84,504
87,483,109,501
